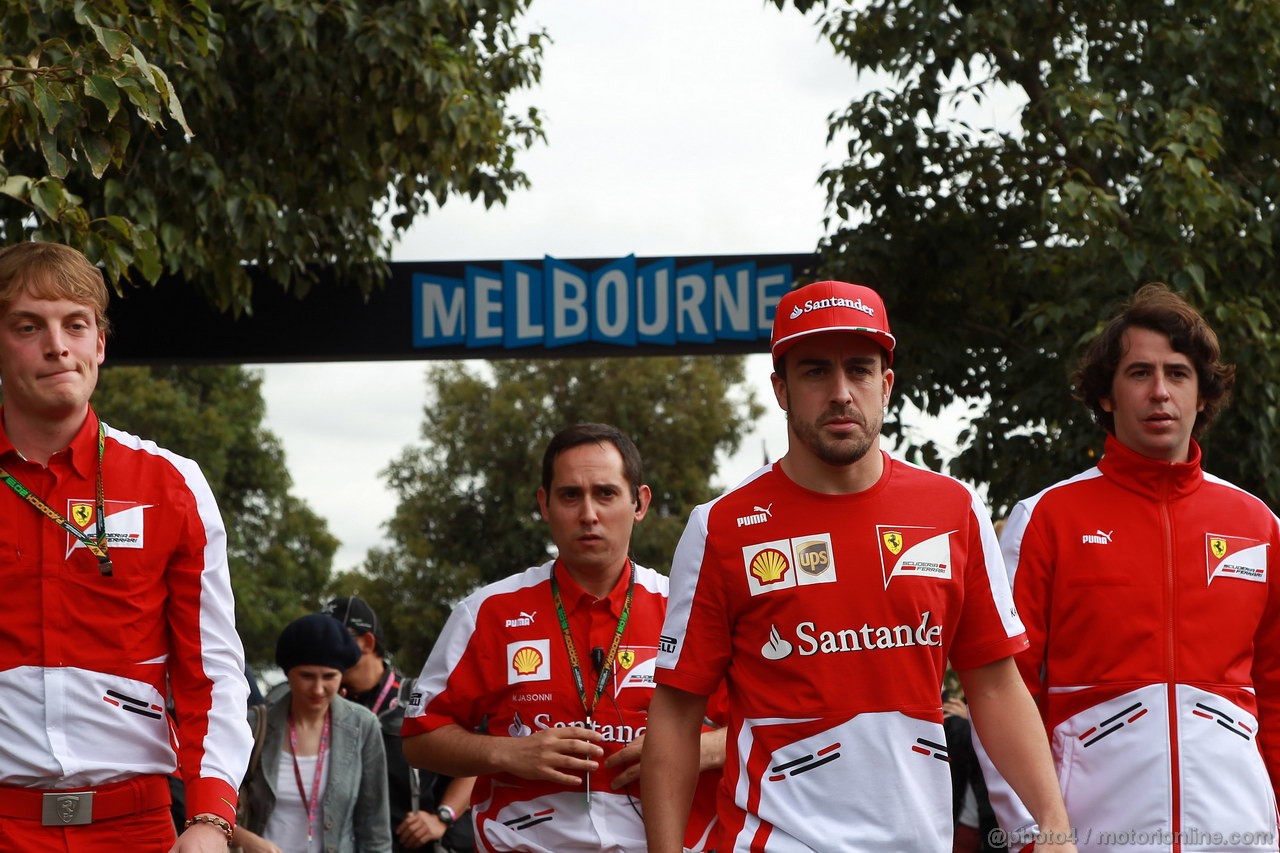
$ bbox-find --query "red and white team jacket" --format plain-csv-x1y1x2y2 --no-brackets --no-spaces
404,559,718,853
983,435,1280,852
0,408,252,824
658,455,1027,852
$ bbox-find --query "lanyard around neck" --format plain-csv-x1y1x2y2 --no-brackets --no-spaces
0,420,112,575
369,669,399,716
549,560,634,722
288,709,332,845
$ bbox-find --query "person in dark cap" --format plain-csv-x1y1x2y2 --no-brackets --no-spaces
323,596,475,853
230,614,392,853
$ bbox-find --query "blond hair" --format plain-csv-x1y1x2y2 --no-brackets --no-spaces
0,242,110,333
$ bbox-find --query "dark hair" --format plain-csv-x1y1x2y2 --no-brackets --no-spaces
541,422,643,504
1073,283,1235,438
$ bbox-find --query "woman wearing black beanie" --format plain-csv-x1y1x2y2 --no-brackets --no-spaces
231,614,391,852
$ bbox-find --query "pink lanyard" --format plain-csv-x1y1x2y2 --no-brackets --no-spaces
287,711,331,845
369,672,398,716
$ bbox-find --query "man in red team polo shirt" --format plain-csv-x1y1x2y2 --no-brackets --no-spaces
0,241,251,852
402,423,725,853
642,281,1076,852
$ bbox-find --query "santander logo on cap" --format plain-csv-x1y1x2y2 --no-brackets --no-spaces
788,296,876,321
771,280,896,364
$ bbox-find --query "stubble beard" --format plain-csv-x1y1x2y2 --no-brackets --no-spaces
789,399,883,467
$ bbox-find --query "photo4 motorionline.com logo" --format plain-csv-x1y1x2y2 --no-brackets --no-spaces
988,828,1277,848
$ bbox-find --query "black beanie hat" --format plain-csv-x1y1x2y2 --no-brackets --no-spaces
276,613,361,674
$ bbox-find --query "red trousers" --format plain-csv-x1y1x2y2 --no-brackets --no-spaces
0,805,175,851
0,775,176,852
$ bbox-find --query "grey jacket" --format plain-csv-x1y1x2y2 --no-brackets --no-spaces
241,691,392,853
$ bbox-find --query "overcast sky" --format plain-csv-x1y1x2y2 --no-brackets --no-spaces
254,1,875,571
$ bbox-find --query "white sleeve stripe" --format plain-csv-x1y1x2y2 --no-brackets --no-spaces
658,502,712,674
103,424,251,789
408,561,555,719
1002,466,1103,591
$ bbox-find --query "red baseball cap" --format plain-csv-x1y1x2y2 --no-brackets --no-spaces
770,281,896,365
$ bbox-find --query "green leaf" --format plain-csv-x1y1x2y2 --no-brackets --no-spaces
129,45,153,82
1185,263,1207,297
33,81,62,131
90,24,132,61
132,228,162,283
1121,248,1146,280
39,131,70,179
392,107,412,134
0,175,33,201
81,134,113,179
84,75,122,120
29,178,68,220
102,215,134,240
148,64,193,137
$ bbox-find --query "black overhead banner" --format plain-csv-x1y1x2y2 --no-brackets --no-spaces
108,252,819,365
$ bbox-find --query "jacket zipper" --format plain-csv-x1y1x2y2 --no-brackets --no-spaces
1161,484,1181,853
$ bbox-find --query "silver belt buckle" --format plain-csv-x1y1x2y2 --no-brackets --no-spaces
42,791,94,826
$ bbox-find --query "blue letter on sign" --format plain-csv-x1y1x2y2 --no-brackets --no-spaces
503,261,544,349
591,255,637,347
544,257,590,348
414,274,466,347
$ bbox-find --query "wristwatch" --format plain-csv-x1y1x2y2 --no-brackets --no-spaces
436,804,457,827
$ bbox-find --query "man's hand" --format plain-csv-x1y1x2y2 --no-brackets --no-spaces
499,725,604,785
395,809,447,849
607,723,726,791
605,732,645,789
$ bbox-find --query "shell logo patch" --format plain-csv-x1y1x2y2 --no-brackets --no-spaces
1205,534,1267,585
877,525,956,588
507,639,551,684
751,548,790,585
743,535,836,596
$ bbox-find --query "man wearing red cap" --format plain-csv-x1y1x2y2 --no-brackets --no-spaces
642,281,1076,852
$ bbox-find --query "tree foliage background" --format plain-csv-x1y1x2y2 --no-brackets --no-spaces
779,0,1280,513
79,366,336,668
0,0,543,309
330,356,763,669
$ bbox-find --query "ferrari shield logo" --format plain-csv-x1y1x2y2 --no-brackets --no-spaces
618,649,635,670
883,531,903,555
71,503,95,529
1210,537,1228,559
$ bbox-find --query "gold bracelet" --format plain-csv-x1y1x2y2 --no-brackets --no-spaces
184,814,234,841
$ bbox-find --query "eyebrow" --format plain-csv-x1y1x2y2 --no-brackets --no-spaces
554,481,622,494
6,308,93,322
1124,358,1193,370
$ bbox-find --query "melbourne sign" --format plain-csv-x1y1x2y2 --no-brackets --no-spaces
108,252,818,365
415,255,800,352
